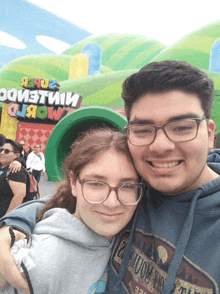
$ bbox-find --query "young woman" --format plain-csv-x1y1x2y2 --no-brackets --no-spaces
0,126,143,294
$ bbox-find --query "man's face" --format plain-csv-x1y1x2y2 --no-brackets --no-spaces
128,91,216,195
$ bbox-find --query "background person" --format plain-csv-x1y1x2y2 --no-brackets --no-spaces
0,127,141,294
0,134,23,173
19,141,28,165
0,135,22,173
0,61,220,294
26,144,45,183
0,135,6,147
26,146,32,155
0,139,28,218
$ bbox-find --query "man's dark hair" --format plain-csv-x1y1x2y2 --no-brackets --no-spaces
122,60,215,121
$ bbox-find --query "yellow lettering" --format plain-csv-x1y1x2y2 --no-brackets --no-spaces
26,105,38,118
21,77,29,88
41,79,49,89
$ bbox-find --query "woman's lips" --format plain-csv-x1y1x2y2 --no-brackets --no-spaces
95,211,122,220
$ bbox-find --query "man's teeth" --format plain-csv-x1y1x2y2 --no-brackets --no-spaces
151,161,180,168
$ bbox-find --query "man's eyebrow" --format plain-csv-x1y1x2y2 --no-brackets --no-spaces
167,113,202,122
129,113,202,125
129,118,154,125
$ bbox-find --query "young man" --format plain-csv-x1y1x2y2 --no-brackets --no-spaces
106,61,220,294
0,61,220,294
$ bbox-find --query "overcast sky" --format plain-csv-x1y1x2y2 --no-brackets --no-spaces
28,0,220,46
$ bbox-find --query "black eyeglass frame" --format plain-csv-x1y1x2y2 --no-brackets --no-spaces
124,116,207,147
77,177,143,206
0,147,17,154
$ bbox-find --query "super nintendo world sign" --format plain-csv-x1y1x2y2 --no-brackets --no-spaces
0,78,82,123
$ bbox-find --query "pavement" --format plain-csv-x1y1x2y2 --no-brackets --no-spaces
38,172,58,198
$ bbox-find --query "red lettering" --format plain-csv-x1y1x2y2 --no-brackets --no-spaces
34,78,42,89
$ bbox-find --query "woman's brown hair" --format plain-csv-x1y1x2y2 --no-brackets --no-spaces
37,126,133,221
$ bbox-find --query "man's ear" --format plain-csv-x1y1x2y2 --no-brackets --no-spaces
208,119,216,150
69,171,77,197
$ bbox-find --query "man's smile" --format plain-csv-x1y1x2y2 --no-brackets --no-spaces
148,160,183,168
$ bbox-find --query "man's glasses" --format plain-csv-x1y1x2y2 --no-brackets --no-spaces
125,116,206,147
0,148,16,154
78,177,143,206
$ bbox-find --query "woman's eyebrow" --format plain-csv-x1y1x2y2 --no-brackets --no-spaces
118,178,139,184
82,174,106,180
82,175,138,182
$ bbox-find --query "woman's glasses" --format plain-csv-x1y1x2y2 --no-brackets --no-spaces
78,177,143,205
0,148,15,154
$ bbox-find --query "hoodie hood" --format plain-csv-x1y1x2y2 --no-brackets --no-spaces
208,148,220,174
9,208,113,294
33,208,111,249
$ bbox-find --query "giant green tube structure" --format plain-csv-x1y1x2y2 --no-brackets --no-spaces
45,107,128,182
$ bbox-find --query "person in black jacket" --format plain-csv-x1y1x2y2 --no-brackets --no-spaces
0,134,6,147
19,141,28,165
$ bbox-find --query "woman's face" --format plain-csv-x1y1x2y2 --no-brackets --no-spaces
0,143,19,168
71,149,139,241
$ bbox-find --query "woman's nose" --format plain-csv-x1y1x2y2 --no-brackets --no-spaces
102,189,121,208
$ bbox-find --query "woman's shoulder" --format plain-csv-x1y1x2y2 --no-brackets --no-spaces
7,167,28,183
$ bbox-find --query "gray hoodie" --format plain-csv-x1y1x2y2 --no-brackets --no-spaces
2,208,112,294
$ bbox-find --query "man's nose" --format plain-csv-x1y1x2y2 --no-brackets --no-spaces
149,129,176,153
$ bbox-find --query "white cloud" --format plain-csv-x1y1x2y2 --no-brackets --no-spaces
0,31,26,49
27,0,220,45
36,35,71,53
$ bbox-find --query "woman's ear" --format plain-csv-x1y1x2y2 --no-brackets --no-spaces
69,171,77,197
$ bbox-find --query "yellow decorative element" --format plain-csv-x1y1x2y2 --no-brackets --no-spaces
69,54,89,79
26,105,38,118
21,77,29,88
1,103,18,139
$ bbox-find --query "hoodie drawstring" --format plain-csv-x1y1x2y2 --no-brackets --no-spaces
162,187,204,294
114,205,140,292
113,186,204,294
9,226,34,294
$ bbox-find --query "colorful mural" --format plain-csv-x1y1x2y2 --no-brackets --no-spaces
2,2,220,180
